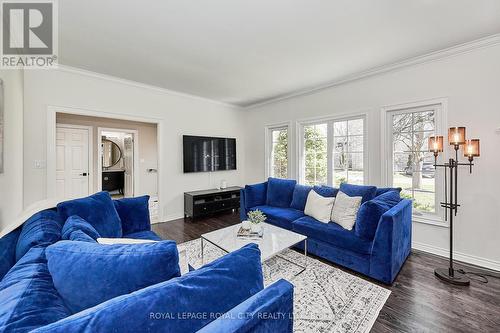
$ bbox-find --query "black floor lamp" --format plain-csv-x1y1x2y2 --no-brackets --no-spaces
428,127,480,286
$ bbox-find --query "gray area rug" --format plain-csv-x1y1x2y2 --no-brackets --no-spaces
178,239,390,333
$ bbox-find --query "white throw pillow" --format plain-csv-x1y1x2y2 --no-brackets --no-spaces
304,190,335,223
330,191,362,230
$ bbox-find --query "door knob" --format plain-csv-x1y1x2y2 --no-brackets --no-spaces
80,172,88,176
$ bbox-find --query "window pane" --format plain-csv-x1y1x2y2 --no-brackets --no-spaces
333,169,347,187
413,189,435,212
348,170,364,185
333,152,346,169
348,153,364,170
334,121,347,136
348,118,363,135
333,136,347,153
413,131,434,152
348,135,363,152
414,111,434,131
391,109,437,214
393,132,412,153
270,128,288,178
393,152,412,173
304,123,327,186
393,172,412,192
392,113,412,132
303,118,365,187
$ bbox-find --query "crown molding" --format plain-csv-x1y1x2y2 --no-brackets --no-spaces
244,33,500,110
54,64,241,110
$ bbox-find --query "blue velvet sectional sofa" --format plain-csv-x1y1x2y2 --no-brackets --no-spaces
0,192,293,333
240,178,413,284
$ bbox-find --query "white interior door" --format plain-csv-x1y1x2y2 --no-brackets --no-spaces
56,126,90,200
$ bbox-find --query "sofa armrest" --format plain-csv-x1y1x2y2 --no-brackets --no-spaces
240,182,268,220
197,279,293,333
369,199,412,284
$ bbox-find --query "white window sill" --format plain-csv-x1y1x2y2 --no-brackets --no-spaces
412,213,449,228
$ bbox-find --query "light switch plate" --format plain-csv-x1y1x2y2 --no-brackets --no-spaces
34,160,46,169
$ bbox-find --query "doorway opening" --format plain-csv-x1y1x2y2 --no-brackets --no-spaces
52,111,160,221
99,129,137,199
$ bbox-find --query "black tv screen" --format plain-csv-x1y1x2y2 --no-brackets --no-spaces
183,135,237,173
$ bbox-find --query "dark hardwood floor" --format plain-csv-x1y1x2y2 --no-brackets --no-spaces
153,212,500,333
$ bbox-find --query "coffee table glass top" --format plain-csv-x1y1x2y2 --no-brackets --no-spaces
201,222,307,262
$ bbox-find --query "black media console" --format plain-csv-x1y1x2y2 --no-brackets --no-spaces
184,186,242,219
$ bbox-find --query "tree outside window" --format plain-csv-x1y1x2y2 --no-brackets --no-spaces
333,118,364,186
270,128,288,178
392,111,435,212
304,124,328,186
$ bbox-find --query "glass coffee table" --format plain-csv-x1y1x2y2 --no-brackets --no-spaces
201,222,308,275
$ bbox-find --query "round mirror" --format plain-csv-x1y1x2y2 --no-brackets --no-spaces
102,139,122,168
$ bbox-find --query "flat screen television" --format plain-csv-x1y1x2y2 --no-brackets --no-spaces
183,135,236,173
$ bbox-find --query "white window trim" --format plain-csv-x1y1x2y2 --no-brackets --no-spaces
264,121,292,179
296,112,368,187
381,98,449,227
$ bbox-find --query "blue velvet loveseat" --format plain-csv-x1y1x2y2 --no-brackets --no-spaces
0,192,293,333
240,178,413,284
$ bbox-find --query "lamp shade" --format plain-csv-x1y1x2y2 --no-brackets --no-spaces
448,127,466,145
428,135,444,153
464,139,480,157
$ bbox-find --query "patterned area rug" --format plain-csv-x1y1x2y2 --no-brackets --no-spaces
177,239,390,333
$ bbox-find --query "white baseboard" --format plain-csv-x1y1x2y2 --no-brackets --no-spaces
412,241,500,272
151,213,185,224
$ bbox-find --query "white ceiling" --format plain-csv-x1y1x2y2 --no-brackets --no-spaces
59,0,500,106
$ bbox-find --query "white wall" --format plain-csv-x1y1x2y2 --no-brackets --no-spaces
22,67,245,223
0,69,24,230
56,113,158,196
244,44,500,269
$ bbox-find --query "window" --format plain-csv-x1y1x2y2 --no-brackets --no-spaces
387,106,441,216
303,123,328,185
333,118,364,186
300,116,366,187
267,126,289,178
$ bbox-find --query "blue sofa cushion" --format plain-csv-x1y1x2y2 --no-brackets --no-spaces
313,185,339,197
252,205,304,230
113,195,151,235
124,230,162,241
46,240,180,313
375,187,402,197
0,248,71,333
198,279,294,333
290,184,312,211
0,228,21,281
15,209,63,262
355,191,402,240
292,216,372,255
61,215,101,242
339,183,377,203
32,244,264,333
57,191,123,238
266,178,297,208
245,182,268,208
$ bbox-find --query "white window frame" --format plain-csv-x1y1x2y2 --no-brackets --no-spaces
381,98,448,227
264,122,291,179
296,113,368,187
